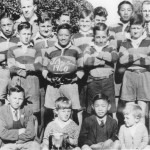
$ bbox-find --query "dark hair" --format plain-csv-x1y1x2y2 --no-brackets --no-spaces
94,6,108,18
118,0,133,16
79,9,93,20
18,22,32,32
8,85,25,97
18,0,37,6
93,22,109,35
59,11,71,19
93,93,109,104
55,97,72,110
57,23,72,33
37,12,52,25
0,9,14,21
130,13,145,27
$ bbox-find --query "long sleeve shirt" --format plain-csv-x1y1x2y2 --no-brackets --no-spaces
84,42,118,78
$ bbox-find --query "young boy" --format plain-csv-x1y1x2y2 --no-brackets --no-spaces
7,22,42,117
119,13,150,124
42,97,80,150
119,104,150,150
79,93,120,150
0,11,19,106
142,0,150,36
56,11,71,25
33,12,57,140
72,9,93,112
93,6,108,26
14,0,39,38
42,23,84,130
110,1,134,120
72,9,93,53
84,23,118,114
0,85,40,150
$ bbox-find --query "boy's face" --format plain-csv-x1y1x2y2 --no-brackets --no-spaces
119,4,133,22
56,108,71,122
21,0,36,20
8,92,24,110
57,29,71,47
39,20,53,38
94,15,106,26
142,3,150,22
124,113,138,127
93,99,110,118
130,24,144,39
79,16,92,32
94,30,108,47
0,18,14,38
19,28,32,45
58,15,70,25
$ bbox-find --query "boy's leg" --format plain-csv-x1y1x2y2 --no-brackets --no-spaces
111,140,121,150
0,143,17,150
61,83,82,129
18,141,40,150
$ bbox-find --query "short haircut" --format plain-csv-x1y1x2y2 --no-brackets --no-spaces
79,9,93,20
93,22,109,36
59,11,71,19
123,103,142,119
93,93,110,104
0,10,14,21
130,13,145,27
37,12,52,25
55,97,72,110
57,23,72,33
18,0,36,6
8,85,25,97
118,0,133,16
94,6,108,18
18,22,32,32
142,0,150,9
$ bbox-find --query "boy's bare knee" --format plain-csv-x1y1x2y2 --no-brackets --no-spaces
112,140,121,149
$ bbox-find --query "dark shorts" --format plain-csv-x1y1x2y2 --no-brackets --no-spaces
86,74,116,113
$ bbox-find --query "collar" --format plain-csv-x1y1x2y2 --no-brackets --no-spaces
79,30,93,35
55,117,72,128
96,115,107,125
17,41,34,47
90,41,109,52
9,105,20,118
125,31,147,42
17,14,38,25
0,31,16,40
55,42,72,50
34,31,55,40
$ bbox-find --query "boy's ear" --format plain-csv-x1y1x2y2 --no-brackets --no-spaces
91,104,94,110
108,104,111,111
56,19,60,25
7,94,10,102
135,116,140,123
33,5,37,12
54,109,58,115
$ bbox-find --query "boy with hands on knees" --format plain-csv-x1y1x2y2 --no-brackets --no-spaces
79,93,120,150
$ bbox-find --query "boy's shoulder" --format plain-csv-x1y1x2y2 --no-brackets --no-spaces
72,32,84,39
109,23,123,32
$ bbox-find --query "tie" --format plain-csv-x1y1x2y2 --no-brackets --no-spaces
14,110,18,121
145,23,149,34
100,120,104,127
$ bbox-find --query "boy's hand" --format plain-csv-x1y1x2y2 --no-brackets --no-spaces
18,128,26,135
90,142,104,149
103,139,113,148
16,62,26,69
71,76,78,84
82,145,92,150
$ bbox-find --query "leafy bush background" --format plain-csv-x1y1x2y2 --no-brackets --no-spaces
0,0,93,33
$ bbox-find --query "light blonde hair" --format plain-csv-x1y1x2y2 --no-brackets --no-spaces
55,97,72,110
123,103,142,119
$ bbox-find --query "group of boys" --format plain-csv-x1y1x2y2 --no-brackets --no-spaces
0,0,150,150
